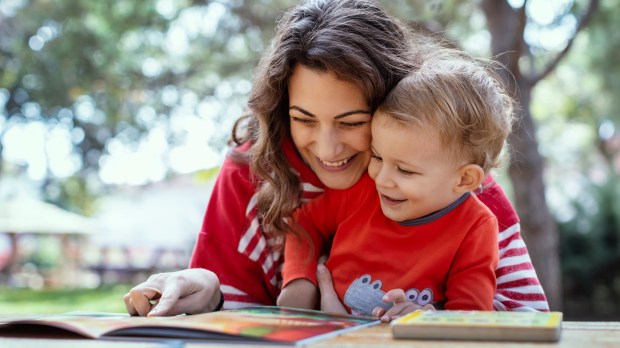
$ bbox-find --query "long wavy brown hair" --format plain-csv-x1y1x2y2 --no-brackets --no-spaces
229,0,428,238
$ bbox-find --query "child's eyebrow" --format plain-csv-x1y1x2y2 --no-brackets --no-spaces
289,106,370,119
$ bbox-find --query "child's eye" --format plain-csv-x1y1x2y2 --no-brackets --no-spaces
398,167,417,175
371,153,382,161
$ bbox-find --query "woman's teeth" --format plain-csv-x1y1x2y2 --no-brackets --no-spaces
321,157,350,167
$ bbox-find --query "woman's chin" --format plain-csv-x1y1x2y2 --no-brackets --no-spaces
306,152,370,189
315,167,365,190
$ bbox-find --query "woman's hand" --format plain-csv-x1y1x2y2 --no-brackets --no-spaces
123,268,221,317
372,289,435,322
316,264,347,314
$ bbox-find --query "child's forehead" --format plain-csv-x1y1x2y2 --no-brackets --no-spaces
372,111,433,136
372,112,463,161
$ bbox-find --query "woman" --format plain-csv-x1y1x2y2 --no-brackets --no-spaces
124,0,548,317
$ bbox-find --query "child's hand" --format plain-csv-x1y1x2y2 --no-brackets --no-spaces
372,288,435,322
277,278,318,309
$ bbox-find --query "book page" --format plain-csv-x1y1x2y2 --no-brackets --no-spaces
0,307,378,344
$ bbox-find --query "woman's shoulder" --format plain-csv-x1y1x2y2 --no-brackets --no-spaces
220,144,251,173
211,143,256,194
474,175,519,230
222,137,325,192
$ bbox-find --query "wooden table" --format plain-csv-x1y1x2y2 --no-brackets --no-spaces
1,314,619,347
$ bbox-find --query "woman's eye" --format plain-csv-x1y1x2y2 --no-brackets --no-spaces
340,121,367,128
291,116,315,125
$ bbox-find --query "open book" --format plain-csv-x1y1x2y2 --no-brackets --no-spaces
391,310,563,342
0,306,378,345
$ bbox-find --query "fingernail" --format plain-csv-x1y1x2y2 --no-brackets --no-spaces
317,264,326,273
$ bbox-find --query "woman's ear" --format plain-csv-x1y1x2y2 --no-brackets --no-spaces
454,164,485,193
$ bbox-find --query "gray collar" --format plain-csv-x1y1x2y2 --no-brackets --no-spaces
397,192,470,226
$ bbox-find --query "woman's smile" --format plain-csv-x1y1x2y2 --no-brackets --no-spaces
289,65,372,190
319,155,355,170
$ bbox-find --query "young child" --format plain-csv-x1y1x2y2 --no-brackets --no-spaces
278,53,514,321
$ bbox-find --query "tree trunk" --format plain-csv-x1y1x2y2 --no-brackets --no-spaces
481,0,562,310
509,81,562,310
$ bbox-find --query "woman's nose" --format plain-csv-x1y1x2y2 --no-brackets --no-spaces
315,127,343,160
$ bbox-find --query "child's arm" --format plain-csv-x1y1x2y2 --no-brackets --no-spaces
277,278,318,309
279,228,322,309
279,182,350,310
279,207,332,309
279,183,354,311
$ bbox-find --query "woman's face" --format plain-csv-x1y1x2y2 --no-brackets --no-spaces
288,65,372,189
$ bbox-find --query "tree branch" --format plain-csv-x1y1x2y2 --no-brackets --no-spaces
513,0,528,74
528,0,600,86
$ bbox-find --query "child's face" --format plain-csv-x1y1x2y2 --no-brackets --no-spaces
368,112,466,222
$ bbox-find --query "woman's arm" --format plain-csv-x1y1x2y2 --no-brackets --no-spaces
125,151,280,316
189,154,282,309
476,175,550,312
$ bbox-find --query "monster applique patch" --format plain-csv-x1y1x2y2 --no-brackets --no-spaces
343,274,436,316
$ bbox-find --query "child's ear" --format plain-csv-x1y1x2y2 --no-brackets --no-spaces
454,164,485,193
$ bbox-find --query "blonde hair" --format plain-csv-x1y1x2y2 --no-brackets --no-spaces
376,51,514,173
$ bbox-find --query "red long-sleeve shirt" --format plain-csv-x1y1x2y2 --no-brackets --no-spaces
284,173,498,314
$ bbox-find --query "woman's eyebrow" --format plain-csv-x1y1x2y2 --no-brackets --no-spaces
289,106,315,117
289,106,371,119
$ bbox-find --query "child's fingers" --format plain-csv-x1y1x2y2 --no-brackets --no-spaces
380,302,420,322
421,303,436,311
382,288,407,303
372,306,387,318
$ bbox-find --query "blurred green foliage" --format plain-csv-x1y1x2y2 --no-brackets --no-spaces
0,284,131,314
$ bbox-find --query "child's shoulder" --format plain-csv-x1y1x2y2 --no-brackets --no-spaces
344,172,375,196
462,193,497,223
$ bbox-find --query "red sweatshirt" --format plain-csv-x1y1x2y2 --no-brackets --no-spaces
284,173,498,314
